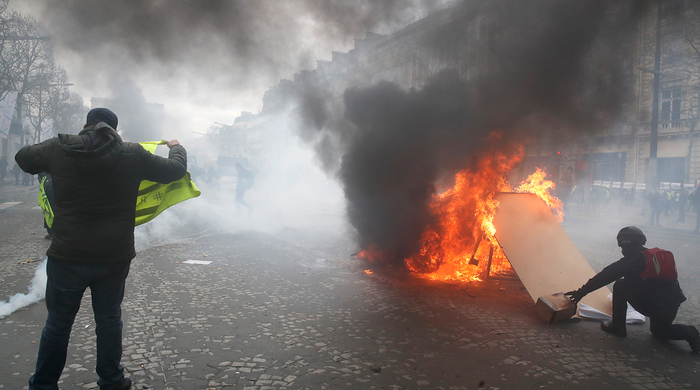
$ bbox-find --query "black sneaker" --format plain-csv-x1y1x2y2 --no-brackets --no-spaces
103,377,131,390
601,321,627,337
688,326,700,353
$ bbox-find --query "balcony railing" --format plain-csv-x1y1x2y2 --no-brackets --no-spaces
660,120,683,129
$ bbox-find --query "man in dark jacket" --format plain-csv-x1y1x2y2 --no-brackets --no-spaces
0,154,7,181
15,108,187,390
649,187,663,226
691,186,700,234
677,188,688,222
235,162,254,212
12,161,21,184
566,226,700,353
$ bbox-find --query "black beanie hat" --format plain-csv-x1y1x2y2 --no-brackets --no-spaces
86,108,118,130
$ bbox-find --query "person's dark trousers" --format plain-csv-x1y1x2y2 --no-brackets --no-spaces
29,258,131,390
235,189,253,212
43,219,53,237
612,279,695,341
650,206,661,226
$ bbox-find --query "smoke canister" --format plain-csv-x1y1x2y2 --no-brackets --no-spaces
534,293,576,323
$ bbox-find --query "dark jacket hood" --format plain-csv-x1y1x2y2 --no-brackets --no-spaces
57,122,123,174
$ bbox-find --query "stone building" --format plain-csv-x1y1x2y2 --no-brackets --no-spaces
548,0,700,192
239,0,700,193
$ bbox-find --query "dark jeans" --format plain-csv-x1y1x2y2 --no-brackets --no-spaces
29,258,131,390
235,188,252,211
612,279,695,342
649,205,661,226
43,219,53,237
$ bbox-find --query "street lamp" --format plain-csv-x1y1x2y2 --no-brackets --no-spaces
639,1,663,197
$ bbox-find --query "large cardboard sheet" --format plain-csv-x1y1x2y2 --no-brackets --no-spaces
493,192,612,316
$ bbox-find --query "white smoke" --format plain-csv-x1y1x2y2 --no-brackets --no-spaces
133,125,348,252
0,258,48,318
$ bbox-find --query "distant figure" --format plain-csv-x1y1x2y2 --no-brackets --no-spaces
677,189,688,222
11,162,20,184
572,184,584,206
589,186,605,216
22,169,31,185
690,187,700,234
557,166,573,212
649,187,662,226
0,155,7,181
235,162,254,212
567,226,700,353
206,165,220,186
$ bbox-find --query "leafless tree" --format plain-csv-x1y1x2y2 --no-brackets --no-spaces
45,68,87,135
0,7,85,143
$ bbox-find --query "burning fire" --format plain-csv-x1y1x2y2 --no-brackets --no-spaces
515,167,564,222
359,132,563,282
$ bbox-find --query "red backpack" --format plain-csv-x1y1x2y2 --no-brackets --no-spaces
640,248,678,281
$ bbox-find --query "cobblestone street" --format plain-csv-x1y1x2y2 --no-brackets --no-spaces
1,181,700,389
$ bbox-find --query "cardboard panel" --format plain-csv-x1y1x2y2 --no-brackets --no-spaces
493,192,612,316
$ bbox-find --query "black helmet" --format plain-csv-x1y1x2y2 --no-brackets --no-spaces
616,226,646,247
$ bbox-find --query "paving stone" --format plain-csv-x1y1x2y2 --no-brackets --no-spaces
2,193,700,389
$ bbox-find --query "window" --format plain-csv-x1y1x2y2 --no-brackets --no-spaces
657,157,685,184
661,88,682,128
663,37,684,65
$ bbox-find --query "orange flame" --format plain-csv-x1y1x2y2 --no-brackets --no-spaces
515,167,564,222
357,132,563,282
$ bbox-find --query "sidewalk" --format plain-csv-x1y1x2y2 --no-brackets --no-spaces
2,229,700,390
1,189,700,389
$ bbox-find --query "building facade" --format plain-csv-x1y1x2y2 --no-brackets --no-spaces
236,1,700,192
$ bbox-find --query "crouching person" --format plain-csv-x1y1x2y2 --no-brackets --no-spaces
15,108,187,390
566,226,700,353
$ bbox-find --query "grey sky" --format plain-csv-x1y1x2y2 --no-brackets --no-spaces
11,0,450,139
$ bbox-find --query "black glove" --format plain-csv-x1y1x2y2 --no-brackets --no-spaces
565,289,585,304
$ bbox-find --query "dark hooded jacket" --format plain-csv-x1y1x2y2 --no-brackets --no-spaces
15,122,187,263
578,247,686,311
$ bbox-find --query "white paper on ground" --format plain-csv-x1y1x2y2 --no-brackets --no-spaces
183,260,212,265
578,293,645,324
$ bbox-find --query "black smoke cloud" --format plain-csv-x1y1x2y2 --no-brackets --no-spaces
341,73,486,261
286,0,647,265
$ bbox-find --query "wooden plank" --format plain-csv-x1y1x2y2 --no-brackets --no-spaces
493,192,612,316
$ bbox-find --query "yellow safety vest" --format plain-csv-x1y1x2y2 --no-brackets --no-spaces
135,141,201,226
38,176,54,228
